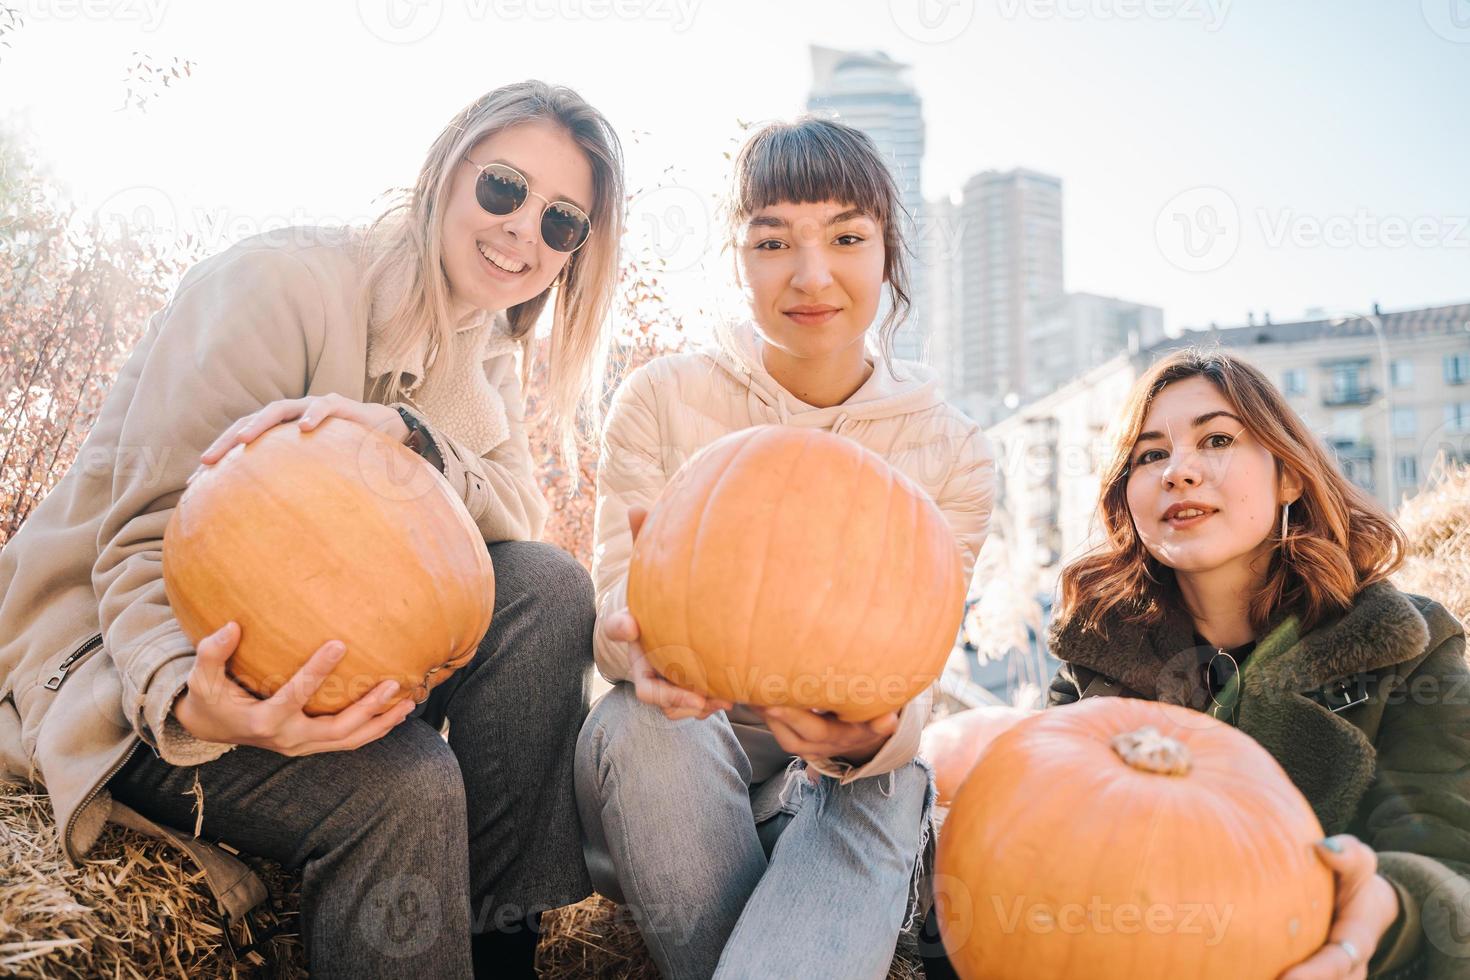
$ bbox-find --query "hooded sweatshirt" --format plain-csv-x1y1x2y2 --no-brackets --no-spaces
591,322,996,784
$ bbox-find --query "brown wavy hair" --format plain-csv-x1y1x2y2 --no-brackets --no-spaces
1057,347,1405,638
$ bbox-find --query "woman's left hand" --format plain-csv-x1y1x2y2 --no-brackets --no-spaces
753,705,899,768
1277,834,1401,980
198,395,410,467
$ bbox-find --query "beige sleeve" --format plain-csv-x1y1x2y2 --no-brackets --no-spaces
92,243,331,766
590,364,668,683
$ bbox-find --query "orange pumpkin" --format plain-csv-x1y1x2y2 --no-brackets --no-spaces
920,705,1038,806
163,417,495,715
934,698,1334,980
626,425,966,722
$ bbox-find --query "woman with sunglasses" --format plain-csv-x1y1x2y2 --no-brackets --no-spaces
0,81,622,979
575,117,996,978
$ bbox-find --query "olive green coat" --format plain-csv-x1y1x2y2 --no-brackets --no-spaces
1049,583,1470,980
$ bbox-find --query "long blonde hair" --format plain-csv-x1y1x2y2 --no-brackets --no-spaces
360,81,624,461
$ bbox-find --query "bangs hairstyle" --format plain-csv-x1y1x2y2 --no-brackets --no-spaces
724,116,913,365
1057,347,1405,637
359,80,625,464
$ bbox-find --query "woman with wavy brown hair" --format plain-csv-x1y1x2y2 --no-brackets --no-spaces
1034,348,1468,980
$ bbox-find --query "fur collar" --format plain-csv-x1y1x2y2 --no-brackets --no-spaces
1049,581,1431,708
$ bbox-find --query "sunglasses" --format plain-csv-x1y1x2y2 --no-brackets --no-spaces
464,158,592,254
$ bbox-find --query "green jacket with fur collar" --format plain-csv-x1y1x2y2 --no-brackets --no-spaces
1048,582,1470,980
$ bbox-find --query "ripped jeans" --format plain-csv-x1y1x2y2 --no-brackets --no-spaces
574,683,934,980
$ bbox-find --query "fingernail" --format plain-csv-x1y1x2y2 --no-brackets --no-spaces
213,622,235,638
329,643,348,660
1319,836,1343,853
186,466,202,484
382,680,400,697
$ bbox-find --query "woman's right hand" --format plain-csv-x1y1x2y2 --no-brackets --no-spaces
172,621,416,756
612,506,732,722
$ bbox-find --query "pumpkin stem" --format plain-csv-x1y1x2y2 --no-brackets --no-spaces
1110,725,1191,776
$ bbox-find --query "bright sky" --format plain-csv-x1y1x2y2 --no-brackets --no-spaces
4,0,1467,337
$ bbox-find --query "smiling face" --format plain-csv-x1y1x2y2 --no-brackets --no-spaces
440,119,594,318
1125,376,1298,578
735,199,886,361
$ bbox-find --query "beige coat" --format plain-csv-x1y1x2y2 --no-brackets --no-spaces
0,226,544,904
591,324,996,784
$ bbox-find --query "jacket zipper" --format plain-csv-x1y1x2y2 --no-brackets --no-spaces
64,736,140,864
44,634,105,691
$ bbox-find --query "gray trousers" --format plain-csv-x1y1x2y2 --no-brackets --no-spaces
108,540,595,980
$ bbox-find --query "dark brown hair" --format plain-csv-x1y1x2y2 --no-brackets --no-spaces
724,116,913,365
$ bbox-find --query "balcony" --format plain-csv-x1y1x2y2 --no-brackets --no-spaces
1322,385,1379,407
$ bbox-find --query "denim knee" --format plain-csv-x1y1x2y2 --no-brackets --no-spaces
580,684,750,783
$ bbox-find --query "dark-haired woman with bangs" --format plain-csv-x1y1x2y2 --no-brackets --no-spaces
574,116,996,978
926,348,1470,980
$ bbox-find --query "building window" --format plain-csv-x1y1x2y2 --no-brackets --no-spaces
1446,402,1470,433
1282,368,1306,396
1324,361,1374,405
1447,353,1470,386
1397,455,1418,488
1390,359,1414,389
1392,406,1417,438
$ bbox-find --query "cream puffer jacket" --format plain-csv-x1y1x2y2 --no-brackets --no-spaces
591,324,996,784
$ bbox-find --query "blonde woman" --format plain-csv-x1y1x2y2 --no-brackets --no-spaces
0,81,624,979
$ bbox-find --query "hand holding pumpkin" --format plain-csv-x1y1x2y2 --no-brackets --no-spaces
611,505,734,722
197,394,409,468
1276,835,1400,980
173,621,416,756
752,705,899,767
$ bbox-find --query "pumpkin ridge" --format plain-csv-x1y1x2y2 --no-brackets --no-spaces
826,457,896,684
739,429,815,699
684,428,772,690
781,434,864,678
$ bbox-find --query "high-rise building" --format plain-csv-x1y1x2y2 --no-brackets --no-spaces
1029,292,1164,401
954,168,1065,424
807,45,926,362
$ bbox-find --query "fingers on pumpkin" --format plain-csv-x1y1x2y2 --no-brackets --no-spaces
267,640,349,710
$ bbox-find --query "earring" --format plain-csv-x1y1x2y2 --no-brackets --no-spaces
1280,501,1290,540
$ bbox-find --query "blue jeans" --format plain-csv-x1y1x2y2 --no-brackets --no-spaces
574,683,934,980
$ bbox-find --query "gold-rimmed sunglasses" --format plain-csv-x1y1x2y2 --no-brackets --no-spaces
463,157,592,254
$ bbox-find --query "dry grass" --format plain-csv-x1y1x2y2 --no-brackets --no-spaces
1392,458,1470,624
0,781,305,979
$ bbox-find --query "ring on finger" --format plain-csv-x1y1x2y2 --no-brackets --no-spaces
1333,939,1361,968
